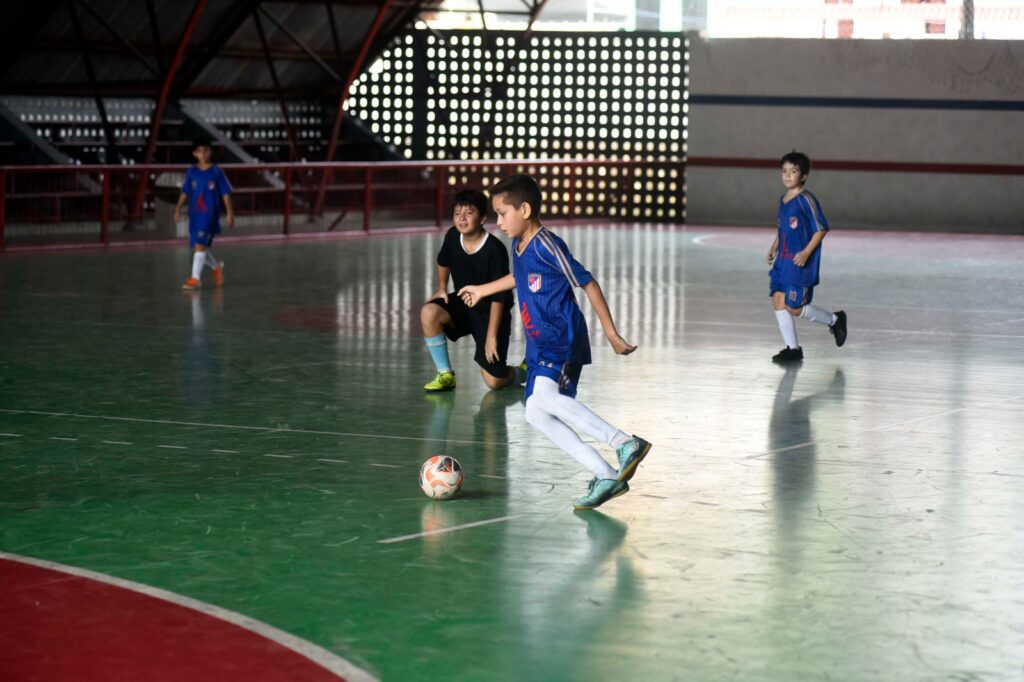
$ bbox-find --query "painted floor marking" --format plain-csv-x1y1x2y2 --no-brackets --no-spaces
50,437,79,442
0,408,499,446
478,474,507,480
0,432,24,437
102,440,132,445
264,454,292,459
157,445,187,450
369,463,401,469
378,514,521,544
317,458,348,464
212,449,238,454
0,551,377,682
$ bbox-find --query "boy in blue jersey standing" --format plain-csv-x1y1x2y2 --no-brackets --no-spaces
173,140,233,290
767,151,847,363
459,174,651,511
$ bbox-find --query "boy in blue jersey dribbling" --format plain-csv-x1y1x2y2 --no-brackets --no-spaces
767,151,847,363
458,174,651,511
174,140,233,290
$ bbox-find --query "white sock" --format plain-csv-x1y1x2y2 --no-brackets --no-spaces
530,377,627,447
775,310,799,348
191,252,205,279
525,376,625,478
801,304,836,326
526,399,617,479
204,251,220,269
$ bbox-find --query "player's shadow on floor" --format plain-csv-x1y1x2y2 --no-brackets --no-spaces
769,365,845,555
422,386,524,478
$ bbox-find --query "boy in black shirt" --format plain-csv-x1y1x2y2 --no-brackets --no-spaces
421,189,524,392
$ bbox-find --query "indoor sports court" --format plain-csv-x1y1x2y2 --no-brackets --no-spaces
2,2,1023,681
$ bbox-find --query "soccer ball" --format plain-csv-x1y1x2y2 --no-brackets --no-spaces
419,455,464,500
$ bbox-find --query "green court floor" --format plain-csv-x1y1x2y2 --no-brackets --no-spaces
2,226,1023,680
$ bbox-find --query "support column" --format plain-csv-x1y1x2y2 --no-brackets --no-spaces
134,0,208,221
315,0,395,216
253,10,301,162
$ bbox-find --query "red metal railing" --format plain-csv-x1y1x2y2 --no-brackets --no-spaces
0,159,686,250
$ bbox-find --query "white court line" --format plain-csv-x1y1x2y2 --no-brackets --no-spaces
369,463,401,469
212,449,238,454
317,459,348,464
478,474,507,480
0,433,24,437
50,437,79,442
745,393,1024,461
264,454,292,459
0,551,377,682
102,440,132,445
0,409,499,446
157,445,187,450
378,515,521,544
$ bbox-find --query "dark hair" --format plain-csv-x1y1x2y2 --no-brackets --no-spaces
781,150,811,178
452,188,489,220
192,139,213,151
488,173,542,221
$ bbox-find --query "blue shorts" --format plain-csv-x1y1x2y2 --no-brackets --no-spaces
525,361,583,400
770,274,813,308
189,227,216,249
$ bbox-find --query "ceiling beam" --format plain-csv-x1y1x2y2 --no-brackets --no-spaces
168,0,262,101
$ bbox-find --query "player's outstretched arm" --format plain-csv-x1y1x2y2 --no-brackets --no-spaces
582,280,636,355
431,265,451,303
766,235,779,265
222,194,235,227
173,192,188,222
458,273,515,307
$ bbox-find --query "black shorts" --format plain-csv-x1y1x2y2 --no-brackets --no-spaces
428,295,512,378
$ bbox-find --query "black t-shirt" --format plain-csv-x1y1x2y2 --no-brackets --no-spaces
436,227,514,314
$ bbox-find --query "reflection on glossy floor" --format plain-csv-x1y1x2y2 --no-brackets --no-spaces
1,225,1022,681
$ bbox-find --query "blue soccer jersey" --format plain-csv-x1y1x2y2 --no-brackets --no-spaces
512,227,594,368
181,165,232,240
770,190,829,289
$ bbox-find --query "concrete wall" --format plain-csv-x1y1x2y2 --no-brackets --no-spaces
686,38,1024,232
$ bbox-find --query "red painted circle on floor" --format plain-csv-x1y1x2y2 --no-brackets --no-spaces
0,558,347,681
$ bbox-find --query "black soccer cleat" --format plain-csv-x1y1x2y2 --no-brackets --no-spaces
772,347,804,364
829,310,848,347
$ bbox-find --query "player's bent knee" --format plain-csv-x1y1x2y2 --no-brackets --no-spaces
787,306,803,316
420,302,444,324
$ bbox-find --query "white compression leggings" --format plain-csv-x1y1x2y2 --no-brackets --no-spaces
524,376,627,479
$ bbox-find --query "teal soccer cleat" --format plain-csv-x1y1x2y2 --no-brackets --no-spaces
615,436,652,482
574,477,630,511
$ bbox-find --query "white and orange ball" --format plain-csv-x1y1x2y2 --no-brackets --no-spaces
419,455,464,500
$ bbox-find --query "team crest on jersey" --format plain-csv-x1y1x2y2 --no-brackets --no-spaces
190,180,197,190
528,274,542,293
789,216,799,229
208,180,216,190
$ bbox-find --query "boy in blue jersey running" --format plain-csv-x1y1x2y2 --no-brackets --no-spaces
459,174,651,511
767,151,847,363
173,140,233,290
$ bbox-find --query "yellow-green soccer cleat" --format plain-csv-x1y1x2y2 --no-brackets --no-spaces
574,476,630,511
424,371,456,392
